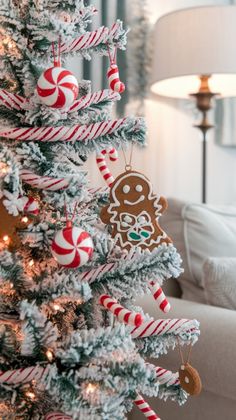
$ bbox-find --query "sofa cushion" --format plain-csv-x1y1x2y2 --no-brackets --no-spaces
203,257,236,310
161,199,236,302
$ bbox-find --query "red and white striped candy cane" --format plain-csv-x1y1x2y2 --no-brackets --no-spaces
99,294,143,327
149,280,171,313
20,170,69,191
78,262,116,284
131,318,199,339
0,88,25,111
68,89,120,113
0,118,128,142
60,22,122,54
78,252,136,285
96,148,118,187
0,365,49,385
45,413,72,420
134,394,160,420
88,186,109,195
107,64,125,93
155,366,179,386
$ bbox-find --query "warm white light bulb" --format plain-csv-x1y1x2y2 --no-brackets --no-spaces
0,162,9,176
25,391,35,400
3,235,9,242
29,259,34,267
46,349,53,362
86,383,97,394
21,216,28,223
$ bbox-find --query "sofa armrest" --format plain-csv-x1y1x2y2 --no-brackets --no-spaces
135,296,236,401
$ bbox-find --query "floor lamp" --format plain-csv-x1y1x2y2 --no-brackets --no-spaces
150,6,236,204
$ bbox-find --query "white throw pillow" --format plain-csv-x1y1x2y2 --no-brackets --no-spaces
182,204,236,288
202,257,236,310
162,199,236,303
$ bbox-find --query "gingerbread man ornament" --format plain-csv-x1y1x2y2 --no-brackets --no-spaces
100,170,172,251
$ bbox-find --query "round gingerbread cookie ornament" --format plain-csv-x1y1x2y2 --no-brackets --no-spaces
179,363,202,395
100,170,172,251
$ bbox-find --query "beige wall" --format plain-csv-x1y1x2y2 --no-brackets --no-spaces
84,0,236,205
144,0,236,204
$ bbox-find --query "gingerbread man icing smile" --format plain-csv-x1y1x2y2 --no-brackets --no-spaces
100,170,172,251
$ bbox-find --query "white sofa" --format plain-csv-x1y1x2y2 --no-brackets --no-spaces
129,198,236,420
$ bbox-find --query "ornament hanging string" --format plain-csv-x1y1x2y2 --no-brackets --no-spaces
106,43,117,65
177,337,192,365
122,143,134,171
177,337,202,396
106,43,125,93
64,200,78,226
52,36,62,67
51,41,56,64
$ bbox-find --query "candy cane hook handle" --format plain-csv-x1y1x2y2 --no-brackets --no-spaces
96,148,118,187
149,280,171,313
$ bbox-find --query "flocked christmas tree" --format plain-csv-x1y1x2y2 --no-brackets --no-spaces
0,1,201,419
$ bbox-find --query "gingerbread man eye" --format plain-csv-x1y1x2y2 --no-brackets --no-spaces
123,185,130,194
135,185,143,192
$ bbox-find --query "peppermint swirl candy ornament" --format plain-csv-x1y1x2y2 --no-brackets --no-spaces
37,66,79,109
51,222,94,268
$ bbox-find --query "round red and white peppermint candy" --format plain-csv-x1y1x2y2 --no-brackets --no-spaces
37,66,79,109
51,223,94,268
22,196,39,216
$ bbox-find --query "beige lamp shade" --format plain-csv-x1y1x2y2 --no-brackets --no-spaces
151,6,236,98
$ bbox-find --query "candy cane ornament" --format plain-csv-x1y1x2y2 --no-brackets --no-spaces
78,250,136,284
96,148,118,187
107,64,125,93
60,22,122,54
0,118,130,142
99,294,143,327
68,89,120,113
131,318,200,339
78,262,116,284
107,45,125,93
156,366,179,387
0,365,49,385
149,280,171,313
0,88,25,111
0,88,119,114
134,394,160,420
20,170,70,191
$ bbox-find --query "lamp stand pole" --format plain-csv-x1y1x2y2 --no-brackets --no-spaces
190,75,218,204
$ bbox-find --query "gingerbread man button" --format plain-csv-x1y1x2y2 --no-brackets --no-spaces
100,170,172,251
